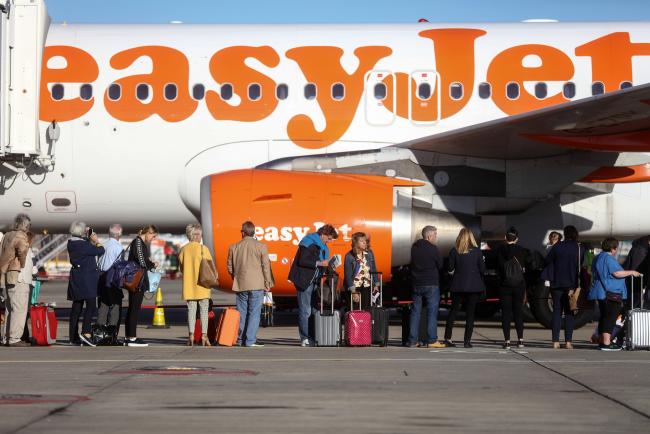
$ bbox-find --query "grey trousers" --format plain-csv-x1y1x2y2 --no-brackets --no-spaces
3,282,30,344
187,299,209,335
97,300,122,328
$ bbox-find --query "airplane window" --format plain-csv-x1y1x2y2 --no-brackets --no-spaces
478,82,491,99
417,83,431,100
450,82,463,100
563,82,576,99
276,84,288,100
506,82,519,100
248,83,261,101
164,83,177,101
304,83,317,100
592,82,605,95
192,84,205,100
221,83,233,100
534,82,547,99
136,83,149,101
108,83,121,101
51,84,64,101
79,84,93,101
620,81,633,89
374,83,387,100
332,83,345,100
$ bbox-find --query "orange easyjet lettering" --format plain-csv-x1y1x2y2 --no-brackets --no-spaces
40,46,99,122
105,46,197,122
285,46,392,149
205,46,280,121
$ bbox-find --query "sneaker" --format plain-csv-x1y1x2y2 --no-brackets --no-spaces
246,343,265,347
7,341,31,347
406,342,419,348
502,341,511,349
444,340,456,348
300,339,310,347
463,342,473,348
126,338,149,347
427,341,446,349
79,334,96,347
69,339,82,346
599,343,622,352
516,340,525,349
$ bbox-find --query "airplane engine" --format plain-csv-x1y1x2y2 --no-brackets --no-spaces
200,169,479,296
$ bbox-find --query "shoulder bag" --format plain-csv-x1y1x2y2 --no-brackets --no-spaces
198,244,219,288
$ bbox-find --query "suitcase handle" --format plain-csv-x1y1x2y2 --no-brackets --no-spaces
631,273,644,310
370,272,383,308
350,292,362,311
320,274,335,315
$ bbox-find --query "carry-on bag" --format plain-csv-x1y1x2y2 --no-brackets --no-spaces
401,302,429,346
193,310,218,344
30,305,57,346
216,307,240,346
345,294,372,346
626,274,650,350
314,273,340,347
370,272,389,346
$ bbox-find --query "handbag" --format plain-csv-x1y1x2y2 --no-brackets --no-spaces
123,267,145,292
198,244,219,288
147,270,162,293
605,291,623,303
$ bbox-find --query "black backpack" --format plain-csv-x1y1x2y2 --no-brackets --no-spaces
502,256,524,287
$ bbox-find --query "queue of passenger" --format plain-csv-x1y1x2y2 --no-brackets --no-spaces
0,212,644,351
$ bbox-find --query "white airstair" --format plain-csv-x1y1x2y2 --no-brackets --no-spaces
0,0,55,173
33,233,69,269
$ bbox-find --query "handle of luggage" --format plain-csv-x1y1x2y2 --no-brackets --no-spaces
350,292,363,311
369,271,383,308
320,273,336,315
630,273,644,310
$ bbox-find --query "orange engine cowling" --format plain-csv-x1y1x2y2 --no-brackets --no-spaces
199,169,422,296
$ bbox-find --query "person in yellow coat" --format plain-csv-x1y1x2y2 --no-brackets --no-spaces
178,223,215,346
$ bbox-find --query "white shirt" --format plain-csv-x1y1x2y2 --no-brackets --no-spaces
97,238,123,272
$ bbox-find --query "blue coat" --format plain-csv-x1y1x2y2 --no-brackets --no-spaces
544,241,585,289
448,248,486,293
67,238,105,301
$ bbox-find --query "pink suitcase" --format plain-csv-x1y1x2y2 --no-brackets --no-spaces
30,305,57,346
345,294,371,346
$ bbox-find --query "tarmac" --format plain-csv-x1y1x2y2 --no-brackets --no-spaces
1,280,649,433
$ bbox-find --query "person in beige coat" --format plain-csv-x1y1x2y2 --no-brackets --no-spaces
0,214,32,347
178,223,216,346
227,221,274,347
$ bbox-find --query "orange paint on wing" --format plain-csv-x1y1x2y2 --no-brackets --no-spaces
581,164,650,183
105,46,197,122
285,46,392,149
40,46,99,122
487,44,574,116
576,32,650,92
205,46,280,122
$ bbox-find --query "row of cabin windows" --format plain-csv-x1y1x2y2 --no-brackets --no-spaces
50,80,635,102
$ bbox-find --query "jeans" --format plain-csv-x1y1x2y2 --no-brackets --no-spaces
70,298,97,339
236,290,264,346
551,288,574,342
409,285,440,344
297,283,316,341
444,292,480,343
499,286,525,341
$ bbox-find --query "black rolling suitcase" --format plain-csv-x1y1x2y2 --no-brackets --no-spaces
370,272,389,346
401,303,428,346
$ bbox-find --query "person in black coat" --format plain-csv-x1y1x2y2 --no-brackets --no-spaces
67,221,105,346
444,228,485,348
544,225,585,349
124,224,159,347
496,227,530,349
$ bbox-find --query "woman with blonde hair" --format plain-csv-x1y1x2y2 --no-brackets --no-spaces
178,223,215,346
443,228,485,348
343,232,378,311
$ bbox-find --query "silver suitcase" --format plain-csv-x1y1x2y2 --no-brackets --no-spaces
314,274,340,347
626,275,650,350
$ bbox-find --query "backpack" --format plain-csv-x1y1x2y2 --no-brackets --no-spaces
502,256,524,287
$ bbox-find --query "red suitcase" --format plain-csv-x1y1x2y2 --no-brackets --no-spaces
345,294,371,346
31,305,57,346
193,310,217,344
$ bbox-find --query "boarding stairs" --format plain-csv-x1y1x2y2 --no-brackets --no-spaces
33,233,69,269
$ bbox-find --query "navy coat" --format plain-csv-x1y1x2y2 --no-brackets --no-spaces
67,238,105,301
448,248,486,293
544,240,585,289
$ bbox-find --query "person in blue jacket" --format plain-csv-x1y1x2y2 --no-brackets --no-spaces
288,224,338,347
67,221,105,346
589,237,640,351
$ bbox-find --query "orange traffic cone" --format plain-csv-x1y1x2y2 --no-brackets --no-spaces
148,287,170,329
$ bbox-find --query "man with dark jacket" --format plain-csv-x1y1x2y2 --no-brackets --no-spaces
408,226,444,348
288,224,338,346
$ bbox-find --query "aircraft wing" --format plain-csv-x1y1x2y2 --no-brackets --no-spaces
400,83,650,160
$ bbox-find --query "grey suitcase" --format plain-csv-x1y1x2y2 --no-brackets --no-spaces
314,274,340,347
626,275,650,350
